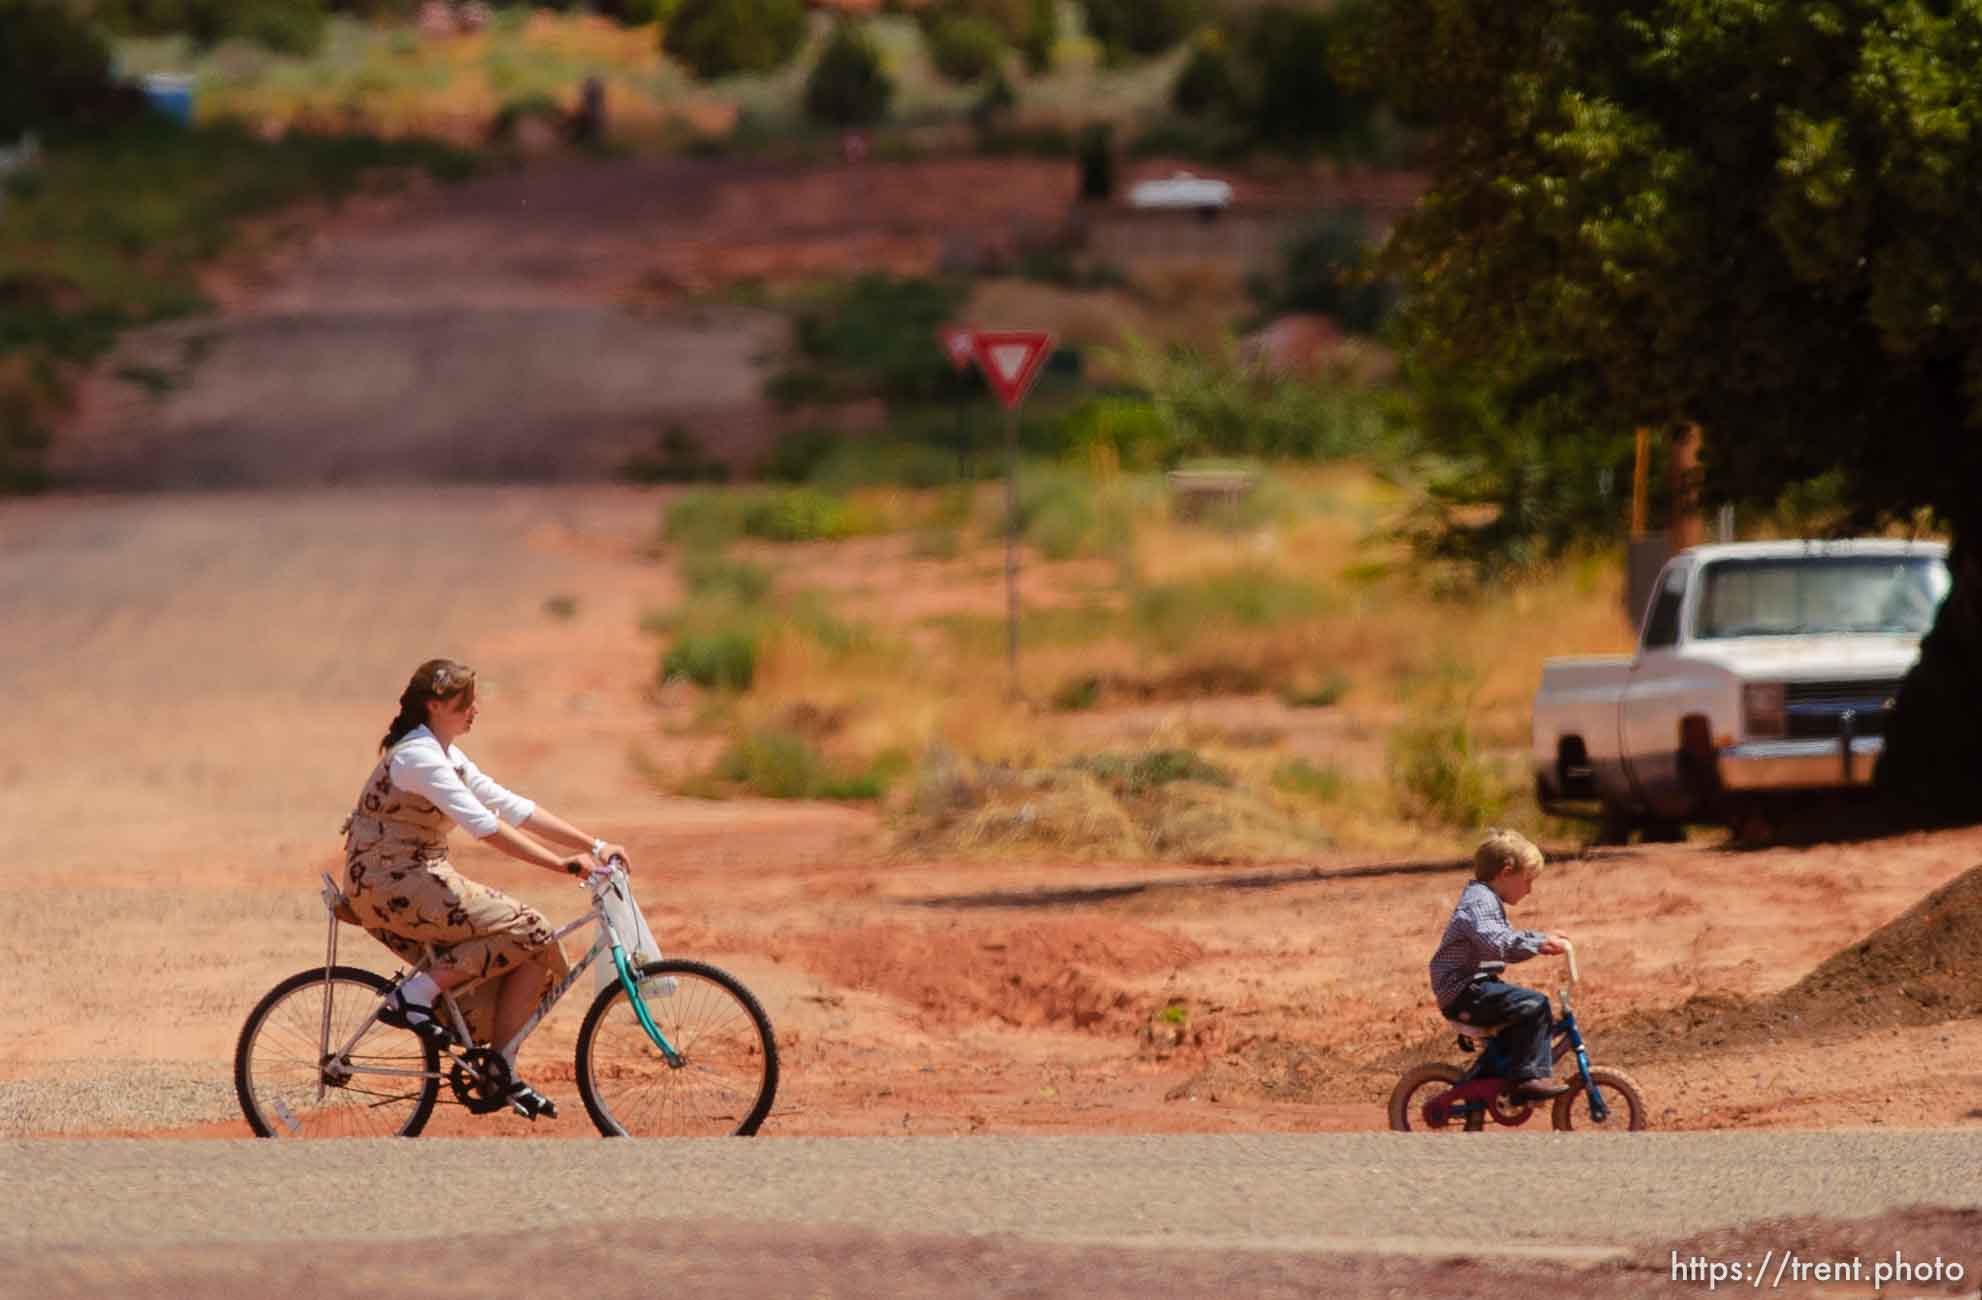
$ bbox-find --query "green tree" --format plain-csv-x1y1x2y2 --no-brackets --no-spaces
1350,0,1982,817
804,20,893,127
662,0,807,79
1081,0,1200,60
0,0,112,138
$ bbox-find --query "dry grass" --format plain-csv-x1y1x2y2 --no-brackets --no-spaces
648,462,1640,860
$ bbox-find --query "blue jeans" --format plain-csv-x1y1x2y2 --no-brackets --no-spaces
1442,978,1555,1082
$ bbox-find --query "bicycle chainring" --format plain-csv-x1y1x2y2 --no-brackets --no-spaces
1489,1091,1536,1126
448,1047,513,1115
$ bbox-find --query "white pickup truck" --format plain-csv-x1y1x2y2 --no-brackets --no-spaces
1531,539,1950,841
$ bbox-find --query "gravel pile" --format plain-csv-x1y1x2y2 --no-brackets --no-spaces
0,1061,237,1136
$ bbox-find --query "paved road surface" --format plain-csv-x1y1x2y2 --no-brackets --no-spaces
6,1132,1978,1256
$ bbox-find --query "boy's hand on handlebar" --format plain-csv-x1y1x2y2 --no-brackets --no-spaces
1538,933,1572,955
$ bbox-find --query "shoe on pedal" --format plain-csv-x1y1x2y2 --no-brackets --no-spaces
1513,1077,1571,1099
505,1081,558,1121
378,989,458,1051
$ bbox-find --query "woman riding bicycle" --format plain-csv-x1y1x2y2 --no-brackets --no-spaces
341,657,627,1119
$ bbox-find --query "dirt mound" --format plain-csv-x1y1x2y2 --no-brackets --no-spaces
1605,864,1982,1061
1163,1036,1381,1105
1773,862,1982,1025
769,918,1204,1034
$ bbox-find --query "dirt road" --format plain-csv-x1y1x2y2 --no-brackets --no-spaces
52,154,1099,489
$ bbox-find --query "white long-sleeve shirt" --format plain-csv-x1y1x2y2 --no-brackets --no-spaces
388,725,536,839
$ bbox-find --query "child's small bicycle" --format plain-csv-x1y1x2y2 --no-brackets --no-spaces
234,863,778,1138
1387,945,1646,1132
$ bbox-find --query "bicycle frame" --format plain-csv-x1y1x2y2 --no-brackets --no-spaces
1429,944,1612,1127
314,869,681,1102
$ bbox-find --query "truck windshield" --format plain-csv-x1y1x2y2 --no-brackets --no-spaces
1694,555,1950,639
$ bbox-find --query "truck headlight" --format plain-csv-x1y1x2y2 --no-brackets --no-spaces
1743,682,1786,737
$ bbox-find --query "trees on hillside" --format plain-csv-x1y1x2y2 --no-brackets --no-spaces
662,0,806,78
1350,0,1982,817
0,1,113,138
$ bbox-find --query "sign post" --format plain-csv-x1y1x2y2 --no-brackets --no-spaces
968,329,1055,697
937,324,977,477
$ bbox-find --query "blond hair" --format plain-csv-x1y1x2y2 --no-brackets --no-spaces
1473,828,1544,882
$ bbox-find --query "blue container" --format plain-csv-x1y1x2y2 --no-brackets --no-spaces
140,74,196,125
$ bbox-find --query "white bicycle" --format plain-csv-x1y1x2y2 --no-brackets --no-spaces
234,864,778,1138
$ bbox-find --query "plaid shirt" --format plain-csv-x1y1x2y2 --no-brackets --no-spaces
1428,880,1547,1009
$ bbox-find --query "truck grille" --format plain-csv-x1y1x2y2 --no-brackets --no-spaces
1784,678,1904,740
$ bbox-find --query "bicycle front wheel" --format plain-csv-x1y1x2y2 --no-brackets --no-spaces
235,966,440,1138
575,959,778,1137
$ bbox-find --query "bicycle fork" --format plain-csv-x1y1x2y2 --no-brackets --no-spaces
611,942,684,1069
1561,1015,1610,1123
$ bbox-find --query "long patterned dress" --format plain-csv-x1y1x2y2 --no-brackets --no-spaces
341,752,564,995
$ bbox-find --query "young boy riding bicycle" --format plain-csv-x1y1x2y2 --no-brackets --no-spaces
1428,829,1574,1100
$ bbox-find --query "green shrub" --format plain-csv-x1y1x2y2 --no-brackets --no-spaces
663,629,759,690
716,727,823,797
1132,567,1329,648
1113,342,1394,462
1171,28,1244,118
925,15,1006,83
1387,718,1510,829
759,427,841,482
804,21,893,127
680,553,772,604
662,0,807,78
714,729,906,800
1051,672,1102,712
233,0,329,56
1281,672,1350,709
663,489,752,549
619,426,731,483
1238,4,1377,152
784,274,972,404
0,0,112,137
1073,749,1232,795
95,0,328,54
1017,469,1098,559
662,486,886,548
1272,758,1344,803
741,486,878,542
1248,211,1396,334
1018,0,1057,72
1063,396,1182,470
597,0,678,23
1080,0,1201,59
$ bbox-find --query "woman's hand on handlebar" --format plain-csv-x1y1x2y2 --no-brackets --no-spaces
592,840,630,870
557,852,607,881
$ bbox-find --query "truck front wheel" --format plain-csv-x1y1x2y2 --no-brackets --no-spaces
1594,800,1636,846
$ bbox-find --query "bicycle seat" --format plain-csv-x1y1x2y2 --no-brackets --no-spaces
319,872,362,927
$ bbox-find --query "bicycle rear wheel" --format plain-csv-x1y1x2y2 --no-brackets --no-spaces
1387,1062,1484,1132
235,966,440,1138
575,959,778,1137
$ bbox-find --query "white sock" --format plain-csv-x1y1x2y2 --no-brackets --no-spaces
397,972,441,1011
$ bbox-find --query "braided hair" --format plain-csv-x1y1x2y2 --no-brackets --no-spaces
380,658,477,751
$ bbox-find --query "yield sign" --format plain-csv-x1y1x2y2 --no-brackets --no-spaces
937,325,977,372
971,330,1055,409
